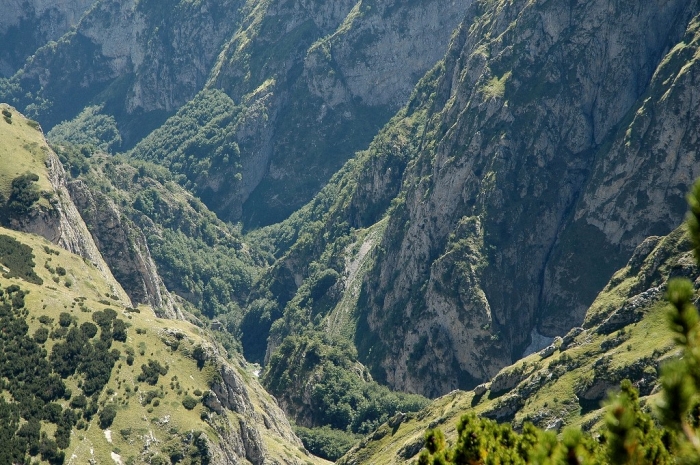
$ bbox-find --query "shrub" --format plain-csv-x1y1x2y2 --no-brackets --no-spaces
294,426,360,461
33,327,49,344
98,404,117,429
181,395,198,410
137,360,168,385
58,312,72,327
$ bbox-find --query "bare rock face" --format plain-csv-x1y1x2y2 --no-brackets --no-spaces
0,0,95,77
356,0,700,397
193,343,312,465
3,0,245,143
67,179,180,318
230,0,473,226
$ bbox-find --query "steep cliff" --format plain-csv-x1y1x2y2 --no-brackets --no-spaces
208,0,472,226
338,222,694,463
354,0,700,397
0,0,95,77
67,178,181,318
0,0,246,144
248,0,700,402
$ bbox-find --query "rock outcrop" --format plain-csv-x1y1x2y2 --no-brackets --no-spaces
191,341,314,465
0,0,94,77
67,179,180,317
353,0,700,396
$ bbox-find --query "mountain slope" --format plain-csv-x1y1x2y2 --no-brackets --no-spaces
355,0,700,397
249,0,700,401
0,103,131,306
338,223,693,464
1,0,473,227
0,103,327,465
0,226,327,465
0,0,95,77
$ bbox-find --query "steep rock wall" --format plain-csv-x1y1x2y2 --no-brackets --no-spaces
0,0,95,77
67,179,181,318
355,0,700,397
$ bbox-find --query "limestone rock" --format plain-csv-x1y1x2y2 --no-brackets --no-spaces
353,0,700,397
68,179,180,317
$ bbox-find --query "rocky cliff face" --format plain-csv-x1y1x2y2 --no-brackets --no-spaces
1,0,245,144
213,0,472,226
1,106,132,306
2,0,473,227
162,333,322,465
353,0,700,397
67,178,181,317
339,224,694,464
0,0,94,77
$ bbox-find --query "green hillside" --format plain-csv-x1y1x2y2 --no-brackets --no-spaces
0,103,52,203
0,226,326,464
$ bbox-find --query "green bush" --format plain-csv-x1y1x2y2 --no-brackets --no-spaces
6,173,40,216
0,235,43,284
58,312,72,327
33,327,49,344
98,404,117,429
137,360,168,385
181,395,198,410
294,425,360,461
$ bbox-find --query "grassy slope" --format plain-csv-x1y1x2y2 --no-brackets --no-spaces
0,103,52,201
338,227,689,464
0,108,325,464
0,225,326,464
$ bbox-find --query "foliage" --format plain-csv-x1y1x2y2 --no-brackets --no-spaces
5,172,41,217
47,105,122,153
263,332,428,435
148,228,253,319
51,143,93,178
98,404,118,429
0,234,43,284
129,89,244,202
294,425,360,461
50,322,121,396
182,395,198,410
0,283,72,462
138,359,169,385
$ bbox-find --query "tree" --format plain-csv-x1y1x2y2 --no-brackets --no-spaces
98,404,117,429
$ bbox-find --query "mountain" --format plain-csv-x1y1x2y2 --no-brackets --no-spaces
4,0,700,461
0,0,472,226
338,222,692,463
0,0,94,77
245,0,700,401
0,105,326,464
